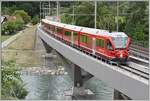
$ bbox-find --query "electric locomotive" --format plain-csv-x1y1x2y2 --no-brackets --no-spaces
41,19,131,64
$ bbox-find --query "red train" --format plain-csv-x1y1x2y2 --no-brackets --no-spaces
41,19,131,64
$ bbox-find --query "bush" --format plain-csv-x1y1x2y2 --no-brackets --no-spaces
1,60,28,99
2,17,24,35
15,16,24,30
31,15,39,25
2,20,16,35
13,10,31,24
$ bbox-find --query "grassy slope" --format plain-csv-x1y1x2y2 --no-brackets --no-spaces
2,25,44,67
1,35,13,42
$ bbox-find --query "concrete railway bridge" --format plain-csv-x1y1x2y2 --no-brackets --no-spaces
36,24,149,100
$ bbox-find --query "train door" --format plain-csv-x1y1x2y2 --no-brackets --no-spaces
73,31,78,46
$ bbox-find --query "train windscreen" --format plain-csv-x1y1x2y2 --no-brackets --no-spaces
112,37,128,49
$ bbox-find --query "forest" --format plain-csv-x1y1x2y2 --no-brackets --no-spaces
2,1,148,44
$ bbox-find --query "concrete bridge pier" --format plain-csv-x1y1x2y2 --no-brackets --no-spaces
114,89,131,100
41,39,57,68
41,39,53,53
72,64,83,87
70,64,95,100
53,51,95,99
71,64,131,100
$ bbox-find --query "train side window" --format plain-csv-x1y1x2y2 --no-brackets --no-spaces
96,39,104,48
80,35,87,43
85,35,88,43
80,35,84,42
107,40,113,50
101,40,104,47
56,27,62,33
64,31,71,36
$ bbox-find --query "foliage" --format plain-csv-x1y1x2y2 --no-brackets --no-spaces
2,2,40,18
31,15,39,25
13,10,31,24
61,14,72,24
124,2,148,41
75,2,94,27
2,2,38,24
2,6,18,15
2,16,24,35
2,20,16,35
1,60,28,100
97,2,116,31
15,16,25,30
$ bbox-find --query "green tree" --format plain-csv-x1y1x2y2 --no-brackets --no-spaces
13,10,31,24
124,2,148,41
15,16,24,30
31,15,39,25
2,6,18,15
2,2,40,18
2,16,24,35
61,14,73,24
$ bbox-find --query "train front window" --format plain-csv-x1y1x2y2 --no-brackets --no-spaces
112,37,128,49
107,41,113,50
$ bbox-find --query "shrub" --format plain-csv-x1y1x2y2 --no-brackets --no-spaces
31,15,39,25
1,60,28,99
13,10,31,24
15,16,24,30
2,20,16,35
2,17,24,35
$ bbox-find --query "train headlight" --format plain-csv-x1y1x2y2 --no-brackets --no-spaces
120,54,123,58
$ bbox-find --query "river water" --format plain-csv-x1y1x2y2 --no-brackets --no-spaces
21,74,113,100
21,36,114,100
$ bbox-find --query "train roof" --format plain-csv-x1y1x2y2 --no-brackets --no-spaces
80,27,103,36
42,19,128,37
108,32,128,37
42,19,65,27
64,24,82,32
